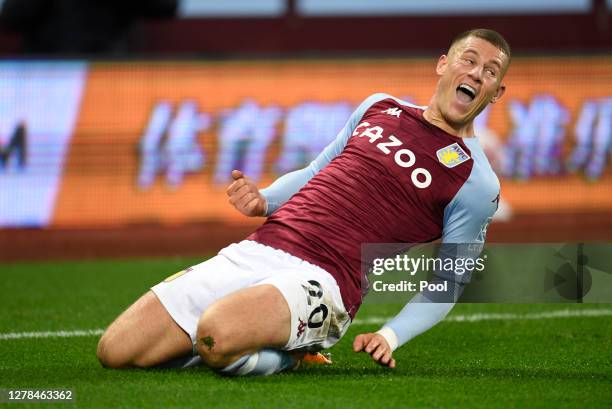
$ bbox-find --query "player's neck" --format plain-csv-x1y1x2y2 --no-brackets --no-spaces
423,106,475,138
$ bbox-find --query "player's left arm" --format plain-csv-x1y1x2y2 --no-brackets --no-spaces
259,93,391,215
227,94,389,217
354,173,500,368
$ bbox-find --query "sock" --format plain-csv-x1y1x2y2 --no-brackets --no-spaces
153,354,202,369
218,349,295,376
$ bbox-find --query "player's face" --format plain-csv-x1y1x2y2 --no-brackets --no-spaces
435,36,508,127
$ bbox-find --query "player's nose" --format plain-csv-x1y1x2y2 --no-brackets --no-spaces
467,65,483,84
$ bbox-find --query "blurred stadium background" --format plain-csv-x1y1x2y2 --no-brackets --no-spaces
0,3,611,408
0,0,610,260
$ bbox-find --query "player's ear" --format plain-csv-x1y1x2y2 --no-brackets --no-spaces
490,83,506,104
436,55,448,75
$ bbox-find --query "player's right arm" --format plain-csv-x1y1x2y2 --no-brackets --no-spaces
227,93,391,217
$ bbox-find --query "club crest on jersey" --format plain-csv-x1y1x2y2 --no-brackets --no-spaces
436,143,470,168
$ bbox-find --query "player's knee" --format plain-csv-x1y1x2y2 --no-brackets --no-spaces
97,332,125,369
97,331,140,369
195,313,235,368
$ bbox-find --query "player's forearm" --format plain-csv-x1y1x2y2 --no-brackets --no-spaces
378,296,455,350
377,278,464,350
260,167,316,215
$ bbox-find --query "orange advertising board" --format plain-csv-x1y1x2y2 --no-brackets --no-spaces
50,57,612,227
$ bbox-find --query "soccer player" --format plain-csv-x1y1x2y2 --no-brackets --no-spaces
97,28,510,374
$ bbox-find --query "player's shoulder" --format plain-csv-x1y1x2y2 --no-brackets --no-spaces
464,137,500,192
449,137,500,217
359,93,425,112
356,94,426,134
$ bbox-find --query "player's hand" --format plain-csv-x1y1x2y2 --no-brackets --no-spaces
226,170,267,217
353,333,396,368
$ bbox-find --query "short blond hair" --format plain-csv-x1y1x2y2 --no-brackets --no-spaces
450,28,511,63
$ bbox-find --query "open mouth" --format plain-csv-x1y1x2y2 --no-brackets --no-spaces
456,84,476,104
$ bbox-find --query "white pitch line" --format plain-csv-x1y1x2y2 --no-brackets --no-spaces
352,308,612,325
1,309,611,340
0,329,103,340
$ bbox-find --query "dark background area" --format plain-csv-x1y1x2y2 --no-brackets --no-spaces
0,0,609,57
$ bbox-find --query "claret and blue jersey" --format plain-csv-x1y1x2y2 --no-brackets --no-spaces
250,93,500,319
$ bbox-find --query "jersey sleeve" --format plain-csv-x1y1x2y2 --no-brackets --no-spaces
436,161,499,282
261,93,391,215
441,180,498,245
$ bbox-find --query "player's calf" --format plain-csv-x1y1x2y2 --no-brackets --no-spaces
216,349,299,376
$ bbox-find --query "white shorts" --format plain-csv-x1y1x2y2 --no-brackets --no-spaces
151,240,351,352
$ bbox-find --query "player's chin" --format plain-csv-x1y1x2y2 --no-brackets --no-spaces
445,107,471,126
449,101,484,125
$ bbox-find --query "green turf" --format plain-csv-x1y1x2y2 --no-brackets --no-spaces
0,258,610,409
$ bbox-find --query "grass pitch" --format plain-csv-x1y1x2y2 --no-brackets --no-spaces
0,257,610,409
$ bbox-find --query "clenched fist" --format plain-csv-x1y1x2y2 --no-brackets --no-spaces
226,170,267,217
353,332,396,368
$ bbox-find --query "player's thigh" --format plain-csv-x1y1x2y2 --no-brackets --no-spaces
195,267,351,367
97,291,192,368
195,284,291,365
151,244,280,345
